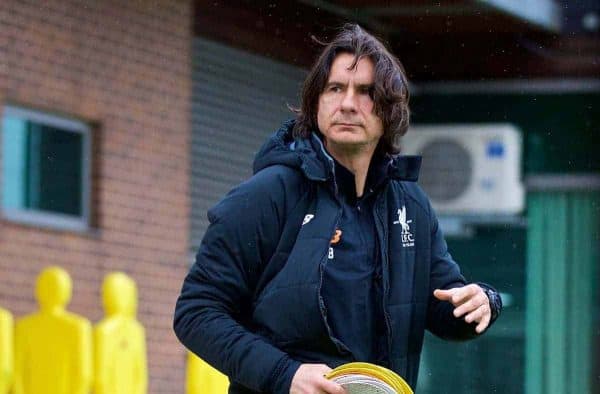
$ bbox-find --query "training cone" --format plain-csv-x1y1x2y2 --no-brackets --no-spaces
326,362,413,394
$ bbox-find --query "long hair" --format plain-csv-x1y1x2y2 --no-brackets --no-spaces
292,24,410,155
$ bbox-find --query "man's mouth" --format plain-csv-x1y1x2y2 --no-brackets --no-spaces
335,122,361,127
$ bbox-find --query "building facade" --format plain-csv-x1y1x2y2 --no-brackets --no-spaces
0,1,192,392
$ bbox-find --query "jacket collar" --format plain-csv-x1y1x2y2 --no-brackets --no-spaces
388,155,421,182
253,119,421,183
295,132,422,183
293,132,334,182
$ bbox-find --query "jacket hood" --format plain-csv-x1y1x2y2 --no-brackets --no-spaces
253,119,422,182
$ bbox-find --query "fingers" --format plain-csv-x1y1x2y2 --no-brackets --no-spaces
452,291,487,318
290,363,346,394
313,365,345,394
313,364,332,375
450,284,480,306
434,285,479,307
434,284,492,333
475,306,491,333
318,378,346,394
464,303,488,323
433,288,453,301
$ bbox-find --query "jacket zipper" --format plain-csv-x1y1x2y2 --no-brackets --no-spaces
317,211,352,355
313,132,359,356
374,192,393,363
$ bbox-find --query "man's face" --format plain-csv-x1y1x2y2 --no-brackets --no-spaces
317,53,384,152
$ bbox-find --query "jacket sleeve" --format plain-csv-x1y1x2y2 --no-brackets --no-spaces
425,205,501,340
173,168,303,394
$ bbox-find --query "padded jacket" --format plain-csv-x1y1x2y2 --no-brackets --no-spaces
174,120,501,393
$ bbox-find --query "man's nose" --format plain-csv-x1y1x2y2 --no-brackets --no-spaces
340,89,357,112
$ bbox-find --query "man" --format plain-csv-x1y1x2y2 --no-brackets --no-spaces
174,24,502,394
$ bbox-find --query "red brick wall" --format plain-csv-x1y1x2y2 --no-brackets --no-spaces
0,1,192,392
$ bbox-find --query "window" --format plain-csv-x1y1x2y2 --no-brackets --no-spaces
1,105,91,231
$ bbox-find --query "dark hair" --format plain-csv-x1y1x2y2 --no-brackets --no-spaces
292,24,410,155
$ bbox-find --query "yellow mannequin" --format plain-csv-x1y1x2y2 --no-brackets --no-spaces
94,272,147,394
0,306,13,394
186,352,229,394
14,266,92,394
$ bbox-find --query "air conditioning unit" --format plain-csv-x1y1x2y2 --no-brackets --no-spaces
401,124,524,215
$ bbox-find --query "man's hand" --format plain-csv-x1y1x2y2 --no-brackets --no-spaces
433,284,491,334
290,364,346,394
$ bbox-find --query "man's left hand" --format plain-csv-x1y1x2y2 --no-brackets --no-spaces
433,284,491,334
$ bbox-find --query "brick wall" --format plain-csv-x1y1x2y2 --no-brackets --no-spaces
0,1,192,392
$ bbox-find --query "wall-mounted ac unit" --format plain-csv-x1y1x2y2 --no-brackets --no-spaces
402,124,524,215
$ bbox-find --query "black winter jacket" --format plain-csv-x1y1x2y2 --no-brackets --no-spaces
174,120,501,393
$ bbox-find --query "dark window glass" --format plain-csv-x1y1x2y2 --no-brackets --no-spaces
2,112,85,218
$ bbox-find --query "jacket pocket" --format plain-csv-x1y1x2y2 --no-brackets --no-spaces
252,283,328,346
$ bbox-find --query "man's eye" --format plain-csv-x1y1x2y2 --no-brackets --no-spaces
329,86,342,93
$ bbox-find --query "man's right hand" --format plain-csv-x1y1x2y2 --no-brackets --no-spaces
290,364,346,394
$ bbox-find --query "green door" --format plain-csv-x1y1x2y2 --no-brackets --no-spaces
526,175,600,394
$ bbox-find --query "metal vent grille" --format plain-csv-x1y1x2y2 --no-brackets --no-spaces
418,139,472,202
190,38,306,252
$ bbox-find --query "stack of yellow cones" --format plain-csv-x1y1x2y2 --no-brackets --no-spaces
326,362,413,394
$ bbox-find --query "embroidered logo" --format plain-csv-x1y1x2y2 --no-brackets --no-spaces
302,214,315,226
393,206,414,247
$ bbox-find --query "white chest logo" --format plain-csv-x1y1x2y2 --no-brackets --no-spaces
302,214,315,226
393,206,415,247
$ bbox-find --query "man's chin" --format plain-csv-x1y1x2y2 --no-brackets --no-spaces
326,137,373,152
329,135,363,145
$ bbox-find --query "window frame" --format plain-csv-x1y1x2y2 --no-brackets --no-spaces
1,105,92,232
